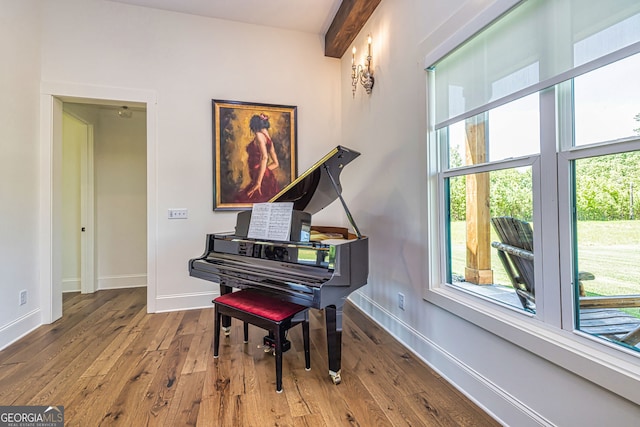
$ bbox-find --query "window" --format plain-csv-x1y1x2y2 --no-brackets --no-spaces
428,0,640,357
569,54,640,350
574,53,640,146
442,95,537,311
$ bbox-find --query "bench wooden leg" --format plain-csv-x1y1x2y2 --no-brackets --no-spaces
275,327,284,393
303,313,311,370
213,307,221,358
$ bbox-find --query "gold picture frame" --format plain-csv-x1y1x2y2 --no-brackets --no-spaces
212,99,297,210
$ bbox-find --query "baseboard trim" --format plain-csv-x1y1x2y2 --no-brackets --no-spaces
348,291,552,427
0,309,42,351
98,274,147,290
63,278,81,293
153,291,215,313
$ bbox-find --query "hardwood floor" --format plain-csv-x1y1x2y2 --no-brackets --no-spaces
0,289,500,426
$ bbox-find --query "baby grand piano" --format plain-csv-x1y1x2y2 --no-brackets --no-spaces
189,146,368,385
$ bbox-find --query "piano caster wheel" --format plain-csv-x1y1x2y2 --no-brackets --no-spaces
223,326,231,337
329,370,342,385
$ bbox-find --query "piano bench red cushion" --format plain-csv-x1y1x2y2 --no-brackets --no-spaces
214,290,306,322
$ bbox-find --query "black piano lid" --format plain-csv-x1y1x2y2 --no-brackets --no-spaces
269,145,362,237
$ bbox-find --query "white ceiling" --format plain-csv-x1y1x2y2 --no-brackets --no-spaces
107,0,342,35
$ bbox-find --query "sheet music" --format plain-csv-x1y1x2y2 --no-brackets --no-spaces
247,202,294,241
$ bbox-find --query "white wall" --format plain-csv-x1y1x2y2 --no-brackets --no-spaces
38,0,343,311
343,0,640,425
1,0,343,347
0,0,43,347
94,107,147,290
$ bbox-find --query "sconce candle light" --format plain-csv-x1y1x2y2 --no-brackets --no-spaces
351,35,374,97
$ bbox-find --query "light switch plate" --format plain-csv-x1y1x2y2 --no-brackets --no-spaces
168,208,188,219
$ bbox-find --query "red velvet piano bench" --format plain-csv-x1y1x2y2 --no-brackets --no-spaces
212,289,311,392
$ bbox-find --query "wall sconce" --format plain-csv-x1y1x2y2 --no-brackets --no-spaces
351,35,374,97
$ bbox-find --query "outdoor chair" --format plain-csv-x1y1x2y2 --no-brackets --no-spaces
490,216,536,312
490,216,640,348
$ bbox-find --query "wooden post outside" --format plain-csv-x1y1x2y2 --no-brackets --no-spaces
464,116,493,285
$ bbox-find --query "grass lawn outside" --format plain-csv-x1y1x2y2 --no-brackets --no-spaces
449,220,640,317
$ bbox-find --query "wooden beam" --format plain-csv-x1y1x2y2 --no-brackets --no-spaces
324,0,381,58
464,117,493,285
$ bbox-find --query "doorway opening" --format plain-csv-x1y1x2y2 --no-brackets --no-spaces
62,102,147,300
40,83,157,323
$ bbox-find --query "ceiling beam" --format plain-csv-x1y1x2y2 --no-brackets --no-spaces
324,0,381,58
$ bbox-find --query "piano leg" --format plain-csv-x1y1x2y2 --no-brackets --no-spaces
220,284,233,335
324,304,343,385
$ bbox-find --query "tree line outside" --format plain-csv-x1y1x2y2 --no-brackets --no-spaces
448,114,640,221
448,150,640,222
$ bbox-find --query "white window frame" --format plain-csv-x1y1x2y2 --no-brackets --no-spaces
558,137,640,336
423,6,640,406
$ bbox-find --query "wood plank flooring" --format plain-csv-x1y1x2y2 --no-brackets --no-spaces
0,288,500,426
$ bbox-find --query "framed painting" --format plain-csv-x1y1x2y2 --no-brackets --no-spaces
212,99,297,210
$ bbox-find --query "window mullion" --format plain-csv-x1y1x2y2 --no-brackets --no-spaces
556,80,578,331
536,86,562,326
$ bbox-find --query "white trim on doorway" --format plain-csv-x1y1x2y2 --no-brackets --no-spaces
40,81,158,323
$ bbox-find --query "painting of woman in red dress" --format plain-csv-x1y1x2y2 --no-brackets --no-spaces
212,100,297,210
235,114,280,203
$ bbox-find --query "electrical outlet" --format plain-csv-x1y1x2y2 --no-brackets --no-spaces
168,208,188,219
398,292,405,310
20,290,27,306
